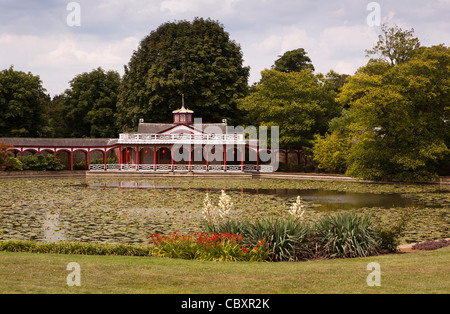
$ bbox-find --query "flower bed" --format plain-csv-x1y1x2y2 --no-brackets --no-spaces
150,232,269,261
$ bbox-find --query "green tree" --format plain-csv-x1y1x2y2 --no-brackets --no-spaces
238,69,340,149
61,67,121,138
339,45,450,181
116,18,249,131
273,48,315,73
365,23,421,66
0,66,51,137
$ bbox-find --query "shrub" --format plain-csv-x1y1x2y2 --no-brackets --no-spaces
314,212,380,258
372,208,412,253
5,157,23,171
245,216,310,262
17,155,64,171
73,161,87,170
0,240,152,256
90,157,119,164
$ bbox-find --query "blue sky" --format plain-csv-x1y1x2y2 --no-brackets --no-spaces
1,0,449,96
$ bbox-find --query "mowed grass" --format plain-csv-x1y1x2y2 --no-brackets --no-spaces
1,247,449,294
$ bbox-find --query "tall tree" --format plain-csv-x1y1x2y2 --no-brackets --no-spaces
365,23,421,66
61,67,121,138
0,66,51,137
116,18,250,131
320,44,450,181
273,48,315,73
238,69,340,149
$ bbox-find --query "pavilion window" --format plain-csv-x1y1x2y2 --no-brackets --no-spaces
180,114,186,122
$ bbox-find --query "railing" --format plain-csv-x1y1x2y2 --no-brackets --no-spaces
118,133,245,144
89,164,274,172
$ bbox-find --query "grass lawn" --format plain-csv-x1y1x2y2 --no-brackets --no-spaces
1,247,448,294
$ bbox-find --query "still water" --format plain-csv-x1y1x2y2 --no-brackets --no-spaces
86,181,418,211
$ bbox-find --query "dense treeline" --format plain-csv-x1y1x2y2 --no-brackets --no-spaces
0,20,448,180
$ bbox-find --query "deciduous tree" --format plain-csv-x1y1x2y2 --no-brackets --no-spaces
116,18,249,131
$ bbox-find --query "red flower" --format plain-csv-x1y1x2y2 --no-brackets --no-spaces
242,247,248,253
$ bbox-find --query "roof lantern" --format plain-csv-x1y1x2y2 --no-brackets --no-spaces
173,94,193,124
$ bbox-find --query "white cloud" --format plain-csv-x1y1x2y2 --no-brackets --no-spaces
1,0,449,94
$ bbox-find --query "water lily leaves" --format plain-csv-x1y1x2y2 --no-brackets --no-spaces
0,177,448,244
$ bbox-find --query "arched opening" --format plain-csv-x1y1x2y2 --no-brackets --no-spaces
73,150,88,170
139,146,155,164
157,147,171,164
121,147,136,164
56,150,71,170
22,149,37,157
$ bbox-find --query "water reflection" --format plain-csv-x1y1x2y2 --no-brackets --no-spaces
85,181,418,211
43,211,65,242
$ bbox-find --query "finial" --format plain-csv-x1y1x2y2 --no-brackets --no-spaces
182,94,185,109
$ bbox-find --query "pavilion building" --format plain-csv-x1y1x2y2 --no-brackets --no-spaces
1,103,278,173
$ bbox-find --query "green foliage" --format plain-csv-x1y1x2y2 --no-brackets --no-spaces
372,208,412,253
273,48,315,73
150,232,269,262
246,216,309,262
4,157,23,171
17,155,64,171
116,18,249,130
366,24,421,66
0,240,152,256
0,142,12,169
0,66,51,137
239,69,341,149
61,67,121,138
89,157,119,164
314,212,380,258
313,132,351,173
73,161,87,170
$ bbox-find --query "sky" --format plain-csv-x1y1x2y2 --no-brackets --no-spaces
1,0,449,97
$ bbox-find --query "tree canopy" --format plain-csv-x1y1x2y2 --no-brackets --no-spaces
61,67,121,138
272,48,315,73
314,25,449,181
116,18,250,131
238,69,341,149
0,66,51,137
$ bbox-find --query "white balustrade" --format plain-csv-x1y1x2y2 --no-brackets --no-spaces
89,164,105,171
118,133,245,144
89,164,274,172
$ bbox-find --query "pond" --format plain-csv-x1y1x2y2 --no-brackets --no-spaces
0,177,449,245
86,181,419,211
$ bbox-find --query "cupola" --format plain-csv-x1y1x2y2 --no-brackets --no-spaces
173,95,194,124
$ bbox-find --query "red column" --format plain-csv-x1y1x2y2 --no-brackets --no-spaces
136,145,139,170
70,150,74,171
171,145,174,171
87,149,90,170
153,145,157,171
118,146,122,170
103,149,106,170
